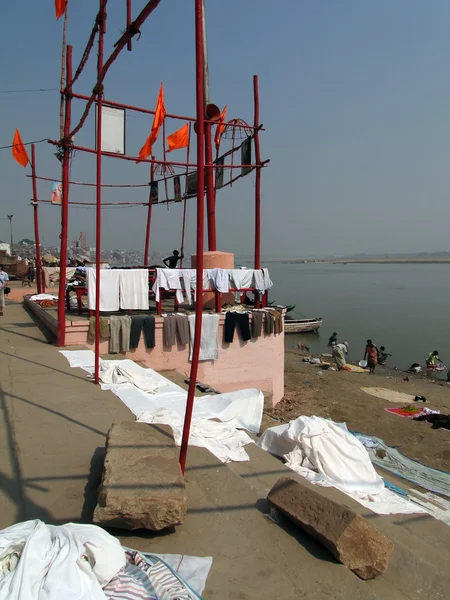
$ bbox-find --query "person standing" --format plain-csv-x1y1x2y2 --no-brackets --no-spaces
366,343,378,374
0,265,9,316
163,249,184,269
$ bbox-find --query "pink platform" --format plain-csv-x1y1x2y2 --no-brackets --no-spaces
25,298,285,406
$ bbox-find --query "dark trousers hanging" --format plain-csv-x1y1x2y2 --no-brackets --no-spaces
224,312,251,343
130,316,155,349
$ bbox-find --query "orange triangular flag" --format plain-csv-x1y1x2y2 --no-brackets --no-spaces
214,105,227,149
137,83,166,162
167,123,189,153
55,0,68,20
12,129,30,168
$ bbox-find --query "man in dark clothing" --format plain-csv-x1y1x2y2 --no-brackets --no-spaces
328,332,337,347
163,249,184,269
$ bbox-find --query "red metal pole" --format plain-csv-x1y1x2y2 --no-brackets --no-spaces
30,145,42,294
57,45,73,347
253,74,262,269
204,122,216,250
94,2,106,385
179,0,205,474
143,158,154,266
126,0,132,51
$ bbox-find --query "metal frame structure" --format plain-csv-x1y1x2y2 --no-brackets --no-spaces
25,0,267,472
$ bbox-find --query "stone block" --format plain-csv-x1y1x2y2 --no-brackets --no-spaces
93,421,187,531
267,477,393,580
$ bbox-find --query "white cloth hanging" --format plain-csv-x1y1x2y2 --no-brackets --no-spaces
152,269,184,304
119,269,149,310
206,268,229,292
228,269,255,290
188,313,220,361
87,269,120,312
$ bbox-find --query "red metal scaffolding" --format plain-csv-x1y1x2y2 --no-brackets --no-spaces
26,0,267,472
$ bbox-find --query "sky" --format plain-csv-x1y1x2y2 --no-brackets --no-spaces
2,1,450,258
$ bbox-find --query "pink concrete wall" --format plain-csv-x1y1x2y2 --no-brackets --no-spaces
191,251,235,309
24,296,285,405
65,314,285,405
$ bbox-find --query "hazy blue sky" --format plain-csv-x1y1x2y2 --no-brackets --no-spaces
1,1,450,258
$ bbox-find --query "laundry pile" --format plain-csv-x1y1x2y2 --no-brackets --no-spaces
0,520,211,600
60,351,264,463
29,293,58,302
258,415,429,515
386,405,439,419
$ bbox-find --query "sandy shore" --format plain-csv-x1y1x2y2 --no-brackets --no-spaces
263,347,450,472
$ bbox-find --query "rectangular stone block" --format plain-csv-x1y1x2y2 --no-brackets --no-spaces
94,421,187,531
267,477,394,580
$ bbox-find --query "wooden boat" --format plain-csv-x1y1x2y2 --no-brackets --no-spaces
284,317,322,334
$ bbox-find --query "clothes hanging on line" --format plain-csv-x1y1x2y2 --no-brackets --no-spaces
109,315,131,354
224,312,251,343
152,269,184,304
266,308,283,334
129,316,155,350
87,316,110,344
188,314,220,361
251,311,263,338
206,268,229,293
119,269,149,310
87,268,120,312
163,314,190,346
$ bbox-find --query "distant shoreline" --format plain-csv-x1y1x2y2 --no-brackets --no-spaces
267,258,450,265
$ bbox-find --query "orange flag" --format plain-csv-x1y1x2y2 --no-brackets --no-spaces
12,129,30,168
167,123,189,153
214,105,227,149
137,83,166,162
55,0,68,20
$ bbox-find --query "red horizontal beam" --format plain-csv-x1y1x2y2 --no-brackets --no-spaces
26,174,149,188
35,199,146,206
48,140,265,169
70,92,265,131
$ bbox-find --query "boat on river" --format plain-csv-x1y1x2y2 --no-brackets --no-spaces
284,317,322,334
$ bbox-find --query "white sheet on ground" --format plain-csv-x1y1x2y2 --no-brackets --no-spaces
150,553,212,596
258,416,427,515
60,351,263,463
99,361,168,394
29,294,58,301
0,519,126,600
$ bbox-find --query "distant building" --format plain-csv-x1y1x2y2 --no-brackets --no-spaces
0,243,11,255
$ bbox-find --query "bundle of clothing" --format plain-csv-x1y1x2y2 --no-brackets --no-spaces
0,520,209,600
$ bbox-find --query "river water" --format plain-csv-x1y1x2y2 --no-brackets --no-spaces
267,262,450,372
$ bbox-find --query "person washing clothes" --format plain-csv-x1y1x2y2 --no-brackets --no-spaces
377,346,392,365
426,350,443,370
332,341,348,370
328,332,337,347
163,249,184,269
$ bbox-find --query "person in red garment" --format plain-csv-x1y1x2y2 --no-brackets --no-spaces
364,340,378,374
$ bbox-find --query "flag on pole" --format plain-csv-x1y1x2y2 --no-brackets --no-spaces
214,105,227,149
167,123,189,152
12,129,30,168
137,83,166,162
55,0,68,20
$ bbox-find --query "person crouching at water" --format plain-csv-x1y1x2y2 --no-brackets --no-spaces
426,350,443,370
0,265,9,316
332,341,348,370
377,346,392,365
328,332,337,347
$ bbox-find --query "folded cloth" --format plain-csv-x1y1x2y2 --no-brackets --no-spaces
87,269,120,312
87,316,110,343
99,361,167,393
152,269,183,304
119,269,149,310
188,314,220,361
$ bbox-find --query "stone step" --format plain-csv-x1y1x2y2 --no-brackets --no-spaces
227,441,450,600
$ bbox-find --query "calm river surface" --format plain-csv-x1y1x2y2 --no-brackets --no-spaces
266,262,450,371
